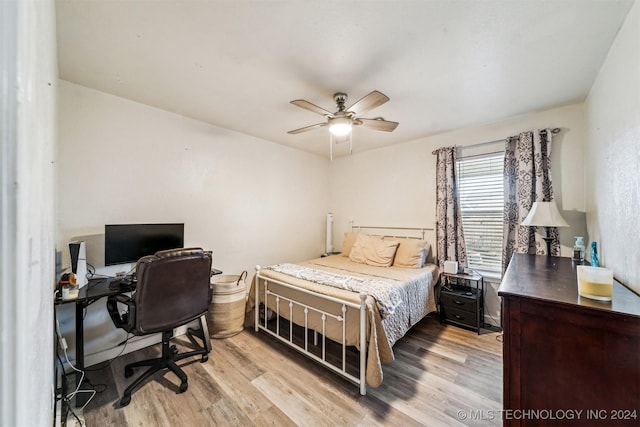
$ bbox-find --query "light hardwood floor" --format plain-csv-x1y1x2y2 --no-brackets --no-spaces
78,315,503,426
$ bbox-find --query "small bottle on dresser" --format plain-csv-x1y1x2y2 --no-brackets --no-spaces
572,236,585,262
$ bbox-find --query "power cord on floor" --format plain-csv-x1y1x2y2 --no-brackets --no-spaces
61,344,96,413
483,298,501,331
55,351,83,427
480,280,503,340
55,331,130,426
60,338,96,420
55,324,95,426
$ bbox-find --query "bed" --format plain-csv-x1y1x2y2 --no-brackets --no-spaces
246,226,439,395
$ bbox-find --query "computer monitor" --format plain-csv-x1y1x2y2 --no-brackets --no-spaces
104,223,184,266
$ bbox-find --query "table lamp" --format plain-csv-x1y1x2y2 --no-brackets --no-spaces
521,200,569,257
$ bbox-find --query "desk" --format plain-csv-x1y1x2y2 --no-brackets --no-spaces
54,269,223,406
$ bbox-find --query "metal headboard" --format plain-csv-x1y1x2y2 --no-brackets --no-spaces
350,222,435,240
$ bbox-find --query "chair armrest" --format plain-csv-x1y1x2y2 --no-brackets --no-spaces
106,294,136,331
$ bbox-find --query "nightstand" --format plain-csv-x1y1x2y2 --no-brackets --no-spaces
439,271,484,334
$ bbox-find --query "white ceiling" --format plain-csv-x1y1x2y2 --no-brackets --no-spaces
56,0,634,158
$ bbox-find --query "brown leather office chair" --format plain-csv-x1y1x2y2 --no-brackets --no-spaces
106,247,212,407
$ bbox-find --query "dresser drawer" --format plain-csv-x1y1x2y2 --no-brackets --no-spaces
440,291,477,313
441,306,478,328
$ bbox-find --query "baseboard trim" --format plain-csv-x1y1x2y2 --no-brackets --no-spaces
82,322,195,368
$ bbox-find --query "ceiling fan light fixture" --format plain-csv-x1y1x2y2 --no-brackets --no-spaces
288,91,397,159
328,117,352,136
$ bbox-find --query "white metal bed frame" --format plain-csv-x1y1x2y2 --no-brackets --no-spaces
254,225,434,395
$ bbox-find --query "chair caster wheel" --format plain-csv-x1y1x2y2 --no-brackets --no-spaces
120,395,131,407
178,381,188,393
124,366,134,378
170,345,179,356
201,354,208,363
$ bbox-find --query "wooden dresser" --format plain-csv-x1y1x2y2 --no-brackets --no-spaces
499,254,640,426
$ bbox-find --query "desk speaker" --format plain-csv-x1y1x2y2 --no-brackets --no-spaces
69,241,88,288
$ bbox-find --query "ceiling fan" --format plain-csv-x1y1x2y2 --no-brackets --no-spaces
287,91,399,159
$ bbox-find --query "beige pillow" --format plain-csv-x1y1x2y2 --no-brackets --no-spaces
349,234,400,267
341,232,358,256
392,239,430,268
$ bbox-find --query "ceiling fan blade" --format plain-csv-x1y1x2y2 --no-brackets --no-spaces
347,91,390,115
290,99,334,117
287,122,327,135
356,118,399,132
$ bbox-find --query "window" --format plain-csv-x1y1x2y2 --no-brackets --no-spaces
457,152,505,274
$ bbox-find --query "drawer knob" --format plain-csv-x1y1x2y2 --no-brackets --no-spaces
454,314,464,320
454,300,465,305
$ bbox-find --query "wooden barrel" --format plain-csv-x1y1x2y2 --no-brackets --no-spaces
208,271,247,339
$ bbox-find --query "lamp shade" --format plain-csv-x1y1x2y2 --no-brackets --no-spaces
521,201,569,227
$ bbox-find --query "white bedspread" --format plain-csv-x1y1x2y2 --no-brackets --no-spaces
266,263,403,318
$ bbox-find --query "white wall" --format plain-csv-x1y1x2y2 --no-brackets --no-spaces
57,80,330,362
0,0,57,425
329,103,588,324
585,0,640,294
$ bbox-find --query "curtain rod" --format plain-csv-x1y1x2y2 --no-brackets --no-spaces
431,127,561,155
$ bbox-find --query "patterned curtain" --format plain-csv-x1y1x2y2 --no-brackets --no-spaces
502,129,557,272
435,147,467,270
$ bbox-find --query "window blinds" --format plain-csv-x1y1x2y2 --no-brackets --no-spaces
457,152,505,273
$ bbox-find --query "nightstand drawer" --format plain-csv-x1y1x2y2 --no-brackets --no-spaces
440,291,477,312
441,306,478,328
